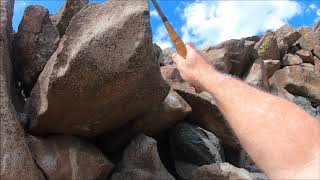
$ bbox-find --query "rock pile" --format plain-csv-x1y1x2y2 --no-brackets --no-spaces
1,0,319,179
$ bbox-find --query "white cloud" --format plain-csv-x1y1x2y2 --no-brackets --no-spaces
150,9,160,19
180,0,301,47
309,4,317,10
153,24,173,49
317,9,320,16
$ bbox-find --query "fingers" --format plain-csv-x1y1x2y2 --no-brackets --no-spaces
172,53,185,66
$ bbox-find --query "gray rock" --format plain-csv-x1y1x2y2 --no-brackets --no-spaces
191,163,258,180
293,96,320,120
170,122,225,180
0,0,45,179
54,0,89,36
296,49,314,64
314,56,320,75
239,150,261,173
282,54,303,66
245,60,270,91
14,5,60,96
255,32,280,60
111,134,175,180
202,44,232,74
27,135,114,180
159,48,176,66
262,60,281,78
295,26,320,51
26,0,170,137
275,24,301,58
153,43,162,62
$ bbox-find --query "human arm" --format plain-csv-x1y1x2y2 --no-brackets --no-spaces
172,44,320,179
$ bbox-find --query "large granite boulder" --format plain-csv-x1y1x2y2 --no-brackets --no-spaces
111,134,175,180
52,0,89,36
14,5,60,96
191,163,266,180
262,60,281,78
282,54,303,66
275,24,301,58
295,26,320,51
269,65,320,103
0,0,44,179
170,122,224,180
27,135,114,180
296,49,314,64
26,0,170,137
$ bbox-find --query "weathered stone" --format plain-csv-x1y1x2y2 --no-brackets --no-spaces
245,60,270,91
161,64,196,93
176,91,239,147
243,35,261,42
96,89,192,153
27,135,114,180
170,122,224,180
300,63,315,70
269,65,320,103
293,96,320,120
262,60,281,78
314,56,320,75
191,163,258,180
159,48,176,66
239,150,261,173
54,0,89,36
282,54,303,66
295,26,320,51
202,44,232,74
275,24,301,58
313,45,320,58
255,32,280,60
111,134,175,180
14,5,60,96
153,43,162,62
26,0,170,137
0,0,44,179
296,49,314,64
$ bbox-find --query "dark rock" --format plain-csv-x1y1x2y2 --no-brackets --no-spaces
293,96,320,120
14,5,60,96
0,0,45,179
111,134,175,180
275,24,301,58
17,112,29,129
262,60,281,78
244,60,270,91
282,54,303,66
243,35,261,42
170,122,224,180
239,150,261,173
54,0,89,36
26,0,170,137
191,163,259,180
269,65,320,103
202,44,232,74
27,135,114,180
159,48,176,66
153,43,162,62
255,32,280,60
296,49,314,64
295,26,320,51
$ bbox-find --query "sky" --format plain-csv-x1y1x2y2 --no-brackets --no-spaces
13,0,320,49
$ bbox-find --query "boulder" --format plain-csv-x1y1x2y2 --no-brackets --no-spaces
26,0,170,137
296,49,314,64
170,122,224,180
27,135,114,180
300,63,315,70
96,89,192,153
111,134,175,180
54,0,89,36
275,24,301,57
176,91,239,147
269,65,320,103
191,163,261,180
282,54,303,66
159,48,176,66
239,150,261,173
295,26,320,51
314,56,320,75
293,96,320,120
14,5,60,96
153,43,162,62
262,60,281,78
244,60,270,91
313,45,320,59
0,0,44,179
202,44,232,74
255,32,280,60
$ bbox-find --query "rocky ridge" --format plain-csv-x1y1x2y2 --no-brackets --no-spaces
1,0,319,180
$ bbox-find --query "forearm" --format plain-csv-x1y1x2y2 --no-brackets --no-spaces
199,67,320,179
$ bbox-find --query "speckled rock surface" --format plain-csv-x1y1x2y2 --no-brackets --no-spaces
26,0,170,137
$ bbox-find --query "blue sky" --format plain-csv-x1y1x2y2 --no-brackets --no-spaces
14,0,320,49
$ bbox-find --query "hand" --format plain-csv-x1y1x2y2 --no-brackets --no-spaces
172,43,216,92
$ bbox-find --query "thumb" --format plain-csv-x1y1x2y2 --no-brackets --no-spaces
172,52,185,66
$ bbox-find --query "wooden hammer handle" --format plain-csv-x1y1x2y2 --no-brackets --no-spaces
164,21,187,59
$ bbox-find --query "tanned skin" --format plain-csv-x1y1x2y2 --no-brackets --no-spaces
172,43,320,179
